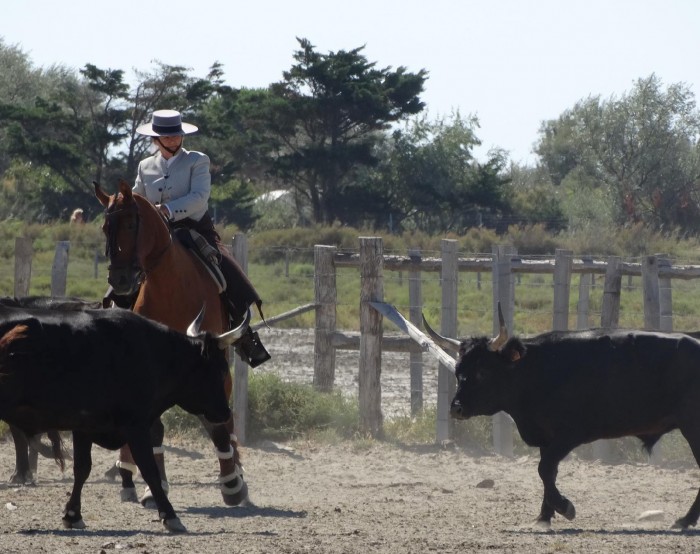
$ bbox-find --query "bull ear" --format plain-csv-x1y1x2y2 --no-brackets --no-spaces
488,302,509,351
94,181,110,208
216,308,252,349
186,304,207,337
421,313,461,353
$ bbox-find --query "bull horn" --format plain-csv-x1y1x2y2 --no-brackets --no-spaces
186,304,207,337
488,302,509,351
216,308,252,349
421,313,461,353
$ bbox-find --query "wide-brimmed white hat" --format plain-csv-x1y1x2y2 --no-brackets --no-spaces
136,109,199,137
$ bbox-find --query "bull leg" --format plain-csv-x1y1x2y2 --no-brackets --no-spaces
125,427,185,533
62,431,92,529
140,418,169,509
536,445,576,526
198,414,248,506
674,425,700,528
9,426,34,485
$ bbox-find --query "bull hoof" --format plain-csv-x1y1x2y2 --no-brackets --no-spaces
9,472,35,486
560,500,576,521
672,516,695,529
120,487,138,502
62,511,86,530
162,517,187,533
104,463,120,481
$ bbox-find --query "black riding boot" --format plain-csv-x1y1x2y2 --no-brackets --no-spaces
234,327,271,368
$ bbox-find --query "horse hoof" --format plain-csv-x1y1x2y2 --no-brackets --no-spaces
163,517,187,533
120,487,138,502
62,511,86,530
221,478,248,506
533,518,552,529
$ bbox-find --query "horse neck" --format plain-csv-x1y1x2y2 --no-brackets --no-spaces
136,242,226,335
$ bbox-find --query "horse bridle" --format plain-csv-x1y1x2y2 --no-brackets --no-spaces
104,200,144,295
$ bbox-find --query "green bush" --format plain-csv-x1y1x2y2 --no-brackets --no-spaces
246,372,360,442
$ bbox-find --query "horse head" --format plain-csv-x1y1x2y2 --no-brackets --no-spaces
94,180,171,296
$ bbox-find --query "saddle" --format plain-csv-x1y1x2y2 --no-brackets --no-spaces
172,228,227,294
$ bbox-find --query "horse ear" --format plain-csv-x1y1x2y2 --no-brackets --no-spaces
118,179,133,200
94,181,110,208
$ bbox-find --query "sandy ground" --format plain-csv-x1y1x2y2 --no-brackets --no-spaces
1,327,700,553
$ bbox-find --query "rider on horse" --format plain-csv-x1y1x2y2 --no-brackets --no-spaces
105,109,270,368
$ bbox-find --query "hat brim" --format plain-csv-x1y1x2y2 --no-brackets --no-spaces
135,122,199,137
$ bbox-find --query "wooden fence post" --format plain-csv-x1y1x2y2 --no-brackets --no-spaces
14,237,33,297
601,256,622,329
553,249,573,331
594,255,623,462
437,240,458,443
491,245,515,457
642,255,661,331
314,245,337,391
408,247,423,415
657,255,673,332
577,256,593,330
231,233,249,444
359,237,384,438
51,241,70,297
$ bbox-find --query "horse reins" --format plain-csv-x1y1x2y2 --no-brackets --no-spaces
105,199,173,277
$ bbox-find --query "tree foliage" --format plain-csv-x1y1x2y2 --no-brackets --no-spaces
536,74,700,232
252,38,428,224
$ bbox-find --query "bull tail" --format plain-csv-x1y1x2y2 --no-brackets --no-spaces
29,431,67,472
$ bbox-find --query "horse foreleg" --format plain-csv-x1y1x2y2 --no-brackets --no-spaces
199,414,248,506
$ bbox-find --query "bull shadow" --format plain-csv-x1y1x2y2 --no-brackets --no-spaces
505,527,700,537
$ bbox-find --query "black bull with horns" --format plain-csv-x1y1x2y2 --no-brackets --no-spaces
0,302,248,533
423,306,700,529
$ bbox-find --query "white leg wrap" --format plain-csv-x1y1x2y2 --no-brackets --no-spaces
142,480,170,500
116,460,138,475
230,434,238,443
215,445,234,460
219,465,244,495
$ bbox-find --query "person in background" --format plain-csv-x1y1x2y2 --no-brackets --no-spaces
70,208,85,224
131,109,270,367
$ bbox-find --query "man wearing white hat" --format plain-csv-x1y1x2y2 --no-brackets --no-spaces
131,109,270,367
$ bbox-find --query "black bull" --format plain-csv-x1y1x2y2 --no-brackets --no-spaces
424,315,700,529
0,303,245,533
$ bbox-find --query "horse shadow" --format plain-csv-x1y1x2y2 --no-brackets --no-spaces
183,501,306,519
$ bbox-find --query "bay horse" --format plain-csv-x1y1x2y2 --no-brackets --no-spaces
94,179,248,507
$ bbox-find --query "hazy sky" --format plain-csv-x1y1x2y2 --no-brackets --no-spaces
4,0,700,164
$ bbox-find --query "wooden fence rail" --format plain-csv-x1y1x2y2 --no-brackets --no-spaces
9,235,700,461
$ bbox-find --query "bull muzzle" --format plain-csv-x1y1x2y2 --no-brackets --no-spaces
450,398,467,420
